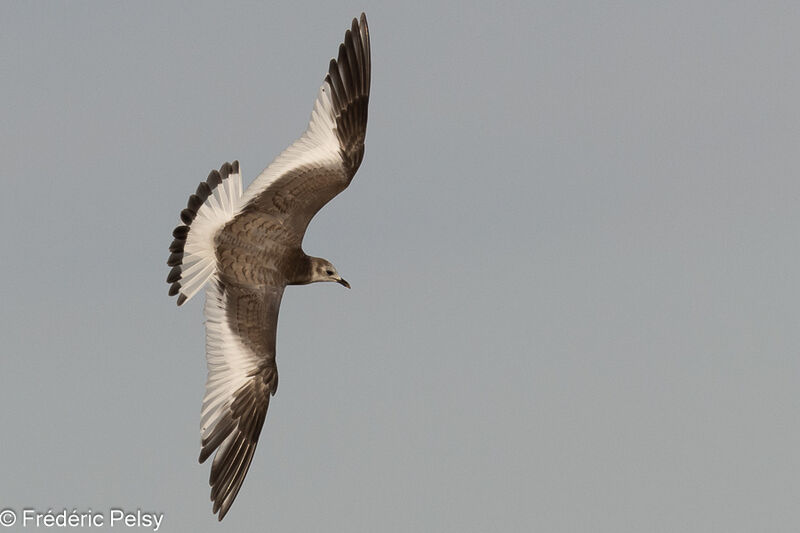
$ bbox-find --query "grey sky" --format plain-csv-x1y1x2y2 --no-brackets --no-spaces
1,1,798,531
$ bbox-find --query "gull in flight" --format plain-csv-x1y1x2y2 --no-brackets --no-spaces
165,13,370,520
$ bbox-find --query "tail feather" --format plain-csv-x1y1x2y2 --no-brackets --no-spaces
167,161,242,305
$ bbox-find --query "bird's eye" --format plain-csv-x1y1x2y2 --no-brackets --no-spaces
325,269,334,276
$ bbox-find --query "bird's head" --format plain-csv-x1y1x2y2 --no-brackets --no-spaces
310,257,350,288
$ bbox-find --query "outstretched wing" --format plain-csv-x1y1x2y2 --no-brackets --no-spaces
199,278,283,520
236,13,371,246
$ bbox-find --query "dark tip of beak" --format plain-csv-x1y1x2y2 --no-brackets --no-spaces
337,278,351,289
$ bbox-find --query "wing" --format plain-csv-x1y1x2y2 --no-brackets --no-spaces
237,13,371,246
199,277,283,520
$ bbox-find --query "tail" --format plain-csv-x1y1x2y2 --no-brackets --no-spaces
167,161,243,305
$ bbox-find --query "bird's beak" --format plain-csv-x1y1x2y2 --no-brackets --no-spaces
336,278,351,289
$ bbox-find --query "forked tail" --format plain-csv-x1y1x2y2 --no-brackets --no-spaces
166,161,243,305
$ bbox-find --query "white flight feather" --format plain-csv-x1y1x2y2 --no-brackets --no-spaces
200,278,262,441
177,78,341,306
239,80,343,207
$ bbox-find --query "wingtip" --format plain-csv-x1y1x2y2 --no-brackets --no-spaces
199,447,211,464
212,497,231,521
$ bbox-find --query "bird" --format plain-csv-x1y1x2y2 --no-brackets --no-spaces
165,13,370,520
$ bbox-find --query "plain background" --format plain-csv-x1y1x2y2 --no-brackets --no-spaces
1,1,798,531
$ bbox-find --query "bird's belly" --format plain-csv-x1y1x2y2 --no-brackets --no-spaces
215,219,296,286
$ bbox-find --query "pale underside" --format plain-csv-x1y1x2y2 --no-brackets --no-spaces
166,13,371,520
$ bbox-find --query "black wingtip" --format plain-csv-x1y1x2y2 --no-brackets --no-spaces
199,447,212,464
360,13,369,41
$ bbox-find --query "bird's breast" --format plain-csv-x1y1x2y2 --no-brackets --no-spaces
215,214,300,287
